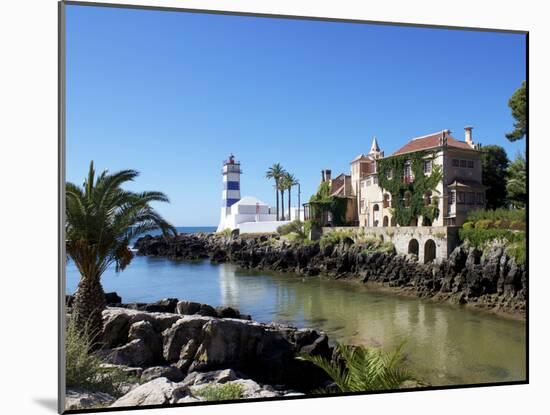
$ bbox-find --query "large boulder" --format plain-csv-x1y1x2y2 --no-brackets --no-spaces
102,339,153,367
110,377,178,407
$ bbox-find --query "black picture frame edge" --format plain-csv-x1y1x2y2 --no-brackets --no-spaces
58,1,530,414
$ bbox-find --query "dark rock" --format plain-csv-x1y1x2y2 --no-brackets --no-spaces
140,366,184,383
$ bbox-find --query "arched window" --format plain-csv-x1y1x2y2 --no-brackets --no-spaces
383,216,389,227
383,193,390,208
424,239,436,263
373,204,380,227
408,239,419,258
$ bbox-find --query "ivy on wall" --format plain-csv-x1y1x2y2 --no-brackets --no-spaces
309,181,348,226
376,151,442,226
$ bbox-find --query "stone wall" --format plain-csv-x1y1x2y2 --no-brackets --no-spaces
322,226,460,262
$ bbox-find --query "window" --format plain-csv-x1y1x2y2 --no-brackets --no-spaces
403,161,413,183
449,191,456,204
373,175,378,185
457,191,465,204
365,177,371,187
360,199,365,211
424,191,432,206
386,169,393,179
476,192,484,204
404,191,412,207
466,192,475,204
423,160,432,174
452,159,459,167
383,193,390,208
460,159,467,168
467,160,474,168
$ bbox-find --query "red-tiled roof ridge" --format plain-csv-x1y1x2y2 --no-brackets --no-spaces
392,130,473,156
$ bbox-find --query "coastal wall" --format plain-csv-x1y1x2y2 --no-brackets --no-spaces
323,226,461,261
134,233,526,316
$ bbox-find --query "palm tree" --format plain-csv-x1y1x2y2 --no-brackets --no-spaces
265,163,285,220
283,172,299,221
278,179,286,221
297,341,414,392
66,161,176,339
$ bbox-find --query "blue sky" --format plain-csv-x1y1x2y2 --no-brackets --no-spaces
65,5,526,226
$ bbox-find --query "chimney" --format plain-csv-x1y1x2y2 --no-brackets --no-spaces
325,169,332,182
321,170,325,182
464,126,474,148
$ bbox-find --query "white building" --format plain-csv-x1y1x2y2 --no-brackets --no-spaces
217,155,291,233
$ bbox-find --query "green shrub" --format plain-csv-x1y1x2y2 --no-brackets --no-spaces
467,208,525,224
319,230,355,250
475,219,494,230
505,241,526,265
66,317,131,396
277,220,303,236
493,219,510,229
196,383,244,401
462,221,474,230
297,341,415,392
303,220,313,238
217,228,232,237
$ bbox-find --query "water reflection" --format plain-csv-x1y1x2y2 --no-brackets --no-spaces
66,257,526,386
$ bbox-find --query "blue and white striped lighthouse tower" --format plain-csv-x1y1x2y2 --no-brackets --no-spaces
217,154,242,232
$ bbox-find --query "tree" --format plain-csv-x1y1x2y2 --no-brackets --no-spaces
506,81,526,142
481,145,510,209
507,153,527,208
278,179,287,221
265,163,285,221
282,172,299,221
66,161,175,339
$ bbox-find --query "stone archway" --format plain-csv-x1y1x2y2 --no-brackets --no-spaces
424,239,436,263
383,216,389,227
408,239,419,257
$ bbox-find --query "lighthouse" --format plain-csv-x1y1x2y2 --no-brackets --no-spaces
217,154,242,232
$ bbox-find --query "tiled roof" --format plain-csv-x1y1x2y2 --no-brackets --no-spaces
392,131,473,156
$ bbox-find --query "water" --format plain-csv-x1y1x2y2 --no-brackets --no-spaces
66,227,526,387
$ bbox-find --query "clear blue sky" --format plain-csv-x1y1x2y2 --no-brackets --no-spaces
65,5,526,226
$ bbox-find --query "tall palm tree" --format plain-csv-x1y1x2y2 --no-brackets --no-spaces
66,161,176,338
265,163,285,220
283,172,299,221
278,179,287,221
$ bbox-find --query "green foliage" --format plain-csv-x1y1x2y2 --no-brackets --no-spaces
505,241,526,265
303,219,313,238
462,221,474,230
66,317,131,396
481,145,510,209
217,228,232,237
277,220,304,236
506,81,526,142
308,181,348,226
297,341,415,393
266,163,286,220
319,230,355,250
376,151,442,226
66,161,175,336
475,219,494,230
461,208,526,264
466,208,525,224
361,238,395,255
195,383,244,401
507,153,527,208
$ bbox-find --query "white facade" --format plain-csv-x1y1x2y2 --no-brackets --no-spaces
217,196,289,233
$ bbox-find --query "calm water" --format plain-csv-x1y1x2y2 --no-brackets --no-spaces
66,227,526,386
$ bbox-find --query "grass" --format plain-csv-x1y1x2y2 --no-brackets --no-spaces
66,317,133,396
297,341,415,393
320,230,395,254
195,383,244,401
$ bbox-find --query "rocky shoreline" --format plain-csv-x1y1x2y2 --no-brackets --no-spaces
66,297,333,410
134,232,527,317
